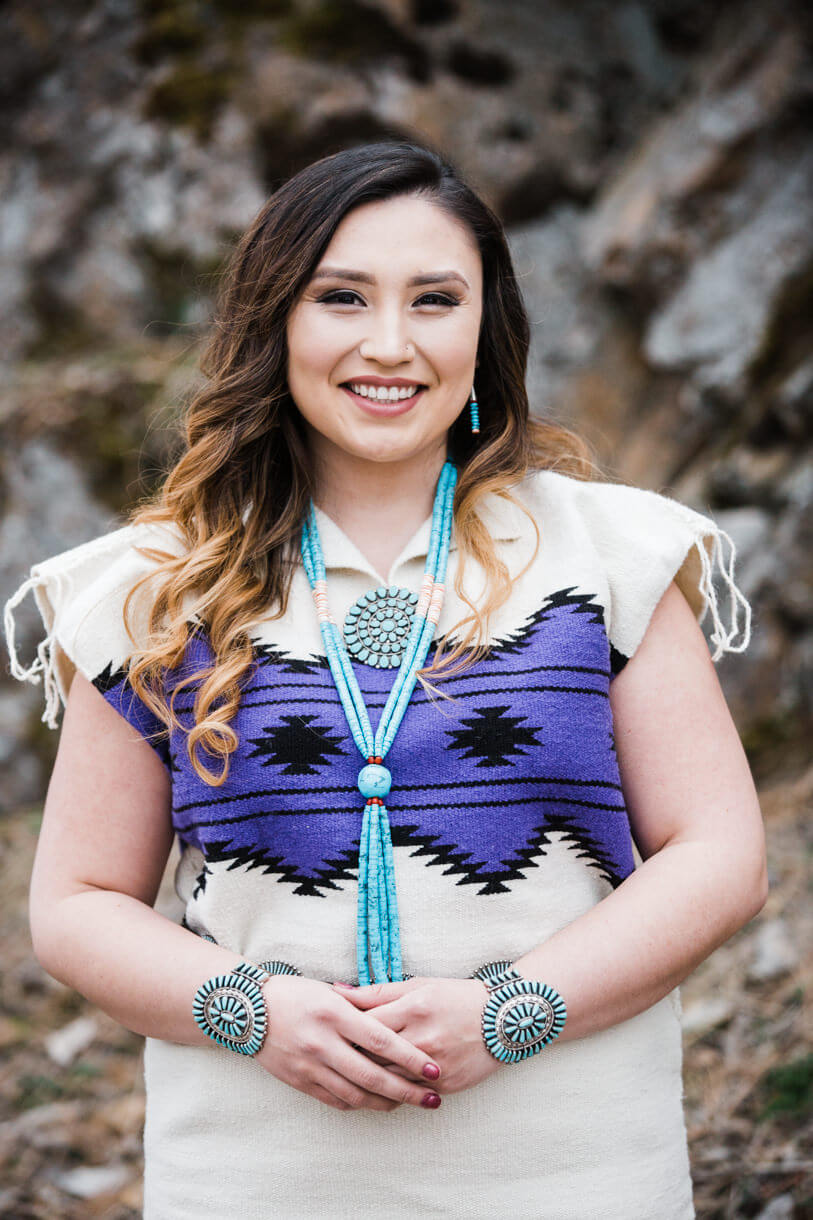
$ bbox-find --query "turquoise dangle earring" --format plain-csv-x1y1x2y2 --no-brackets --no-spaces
468,383,480,434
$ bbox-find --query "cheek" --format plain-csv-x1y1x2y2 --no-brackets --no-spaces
287,309,338,382
425,322,480,378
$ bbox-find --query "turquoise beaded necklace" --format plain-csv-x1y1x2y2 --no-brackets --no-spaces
300,460,458,985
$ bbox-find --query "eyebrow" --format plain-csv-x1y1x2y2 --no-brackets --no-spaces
310,266,470,289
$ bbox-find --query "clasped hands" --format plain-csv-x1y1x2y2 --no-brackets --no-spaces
332,975,501,1096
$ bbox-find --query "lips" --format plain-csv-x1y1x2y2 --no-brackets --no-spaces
340,385,426,417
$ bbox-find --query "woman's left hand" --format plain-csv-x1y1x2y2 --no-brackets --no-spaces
331,977,503,1095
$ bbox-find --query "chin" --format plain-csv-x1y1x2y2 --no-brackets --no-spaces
339,430,425,465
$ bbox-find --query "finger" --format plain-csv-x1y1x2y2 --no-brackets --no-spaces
332,980,413,1007
308,1083,352,1112
347,999,409,1032
340,1012,440,1087
332,1045,440,1107
359,1055,411,1074
316,1064,400,1112
345,1046,429,1084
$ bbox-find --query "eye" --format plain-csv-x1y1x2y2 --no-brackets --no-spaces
416,292,459,307
317,290,362,305
315,290,460,307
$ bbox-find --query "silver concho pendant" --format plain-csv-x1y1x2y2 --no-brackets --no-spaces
343,584,419,668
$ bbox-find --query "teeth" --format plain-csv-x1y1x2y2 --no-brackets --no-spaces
348,383,420,401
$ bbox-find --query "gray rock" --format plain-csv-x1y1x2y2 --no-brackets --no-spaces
45,1016,99,1068
51,1163,131,1199
582,15,806,288
773,356,813,440
0,441,114,808
0,687,45,811
0,156,41,360
680,995,735,1036
508,205,609,420
644,145,813,392
755,1194,795,1220
0,440,114,644
747,918,799,983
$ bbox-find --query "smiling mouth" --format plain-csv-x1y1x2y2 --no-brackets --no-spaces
340,382,428,395
339,384,427,414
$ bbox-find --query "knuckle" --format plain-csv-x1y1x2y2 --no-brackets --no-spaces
298,1034,322,1057
365,1025,390,1054
421,1035,442,1058
355,1066,381,1094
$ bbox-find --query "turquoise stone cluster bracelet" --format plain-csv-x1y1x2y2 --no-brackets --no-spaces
191,952,564,1065
192,960,300,1057
471,961,567,1064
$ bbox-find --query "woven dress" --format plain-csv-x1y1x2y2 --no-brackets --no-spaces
5,467,752,1220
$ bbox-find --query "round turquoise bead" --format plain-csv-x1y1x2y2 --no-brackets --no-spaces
357,763,392,799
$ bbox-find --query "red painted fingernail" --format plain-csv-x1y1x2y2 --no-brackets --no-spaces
422,1063,440,1080
421,1092,441,1109
332,980,357,987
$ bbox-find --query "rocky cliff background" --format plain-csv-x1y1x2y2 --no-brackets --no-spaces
0,1,810,1216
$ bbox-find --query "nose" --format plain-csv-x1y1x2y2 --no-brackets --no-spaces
360,308,414,364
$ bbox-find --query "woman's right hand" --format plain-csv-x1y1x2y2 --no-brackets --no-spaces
256,976,442,1113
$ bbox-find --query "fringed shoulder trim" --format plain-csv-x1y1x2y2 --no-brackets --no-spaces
533,471,753,673
3,520,186,728
686,518,751,661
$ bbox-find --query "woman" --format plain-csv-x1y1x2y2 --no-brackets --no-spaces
4,141,766,1219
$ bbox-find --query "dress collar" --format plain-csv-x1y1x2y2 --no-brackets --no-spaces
313,488,527,585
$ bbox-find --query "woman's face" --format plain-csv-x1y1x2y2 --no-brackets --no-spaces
286,194,483,471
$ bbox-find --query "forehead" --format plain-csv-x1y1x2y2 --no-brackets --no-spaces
318,195,481,284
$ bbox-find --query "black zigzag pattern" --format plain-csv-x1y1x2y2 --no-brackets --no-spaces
252,642,329,675
201,836,362,898
391,811,622,895
195,808,623,899
91,658,128,695
610,644,630,675
441,587,606,660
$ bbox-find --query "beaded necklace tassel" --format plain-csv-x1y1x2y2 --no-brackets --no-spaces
301,462,458,985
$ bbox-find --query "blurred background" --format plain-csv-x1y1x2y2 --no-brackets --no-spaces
0,0,810,1216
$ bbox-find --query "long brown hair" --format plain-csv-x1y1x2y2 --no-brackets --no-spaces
122,140,602,784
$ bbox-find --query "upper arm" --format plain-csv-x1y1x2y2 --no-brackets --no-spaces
30,670,174,952
609,581,767,901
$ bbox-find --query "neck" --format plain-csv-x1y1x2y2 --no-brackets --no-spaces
309,437,451,532
307,435,452,585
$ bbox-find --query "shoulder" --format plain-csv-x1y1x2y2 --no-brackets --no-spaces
30,517,187,587
500,466,752,674
509,466,706,532
32,518,187,656
4,517,189,726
